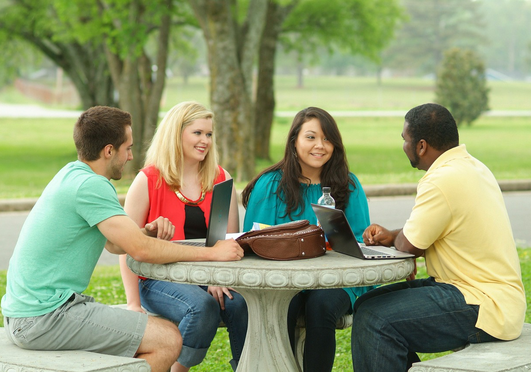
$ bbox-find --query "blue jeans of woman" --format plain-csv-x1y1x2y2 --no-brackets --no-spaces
139,279,248,368
351,278,500,372
287,288,351,372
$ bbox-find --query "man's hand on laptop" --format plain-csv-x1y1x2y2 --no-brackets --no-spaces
143,216,176,240
210,239,244,261
362,224,398,247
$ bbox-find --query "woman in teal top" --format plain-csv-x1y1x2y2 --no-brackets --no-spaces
241,107,373,372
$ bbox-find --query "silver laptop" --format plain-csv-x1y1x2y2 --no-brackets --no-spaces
173,179,233,247
311,204,415,260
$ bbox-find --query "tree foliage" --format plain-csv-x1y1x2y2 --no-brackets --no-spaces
0,0,197,174
0,0,116,109
254,0,404,160
435,48,489,126
1,0,404,178
189,0,268,181
383,0,485,75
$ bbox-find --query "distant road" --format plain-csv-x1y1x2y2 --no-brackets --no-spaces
1,103,531,118
1,192,530,270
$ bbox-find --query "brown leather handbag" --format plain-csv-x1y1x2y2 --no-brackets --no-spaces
236,220,326,260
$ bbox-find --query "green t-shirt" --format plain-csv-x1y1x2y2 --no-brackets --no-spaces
1,161,126,318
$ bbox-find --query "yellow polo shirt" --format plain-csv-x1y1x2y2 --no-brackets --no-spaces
403,145,526,340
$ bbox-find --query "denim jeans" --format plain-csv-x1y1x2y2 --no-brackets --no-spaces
351,278,500,372
139,279,247,368
288,288,351,372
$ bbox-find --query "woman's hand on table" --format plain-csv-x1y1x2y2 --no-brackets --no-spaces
208,286,235,310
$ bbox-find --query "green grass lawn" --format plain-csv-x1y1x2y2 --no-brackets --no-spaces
1,249,530,371
163,75,531,111
1,115,530,198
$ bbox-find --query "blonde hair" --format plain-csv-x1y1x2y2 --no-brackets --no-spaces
144,101,219,192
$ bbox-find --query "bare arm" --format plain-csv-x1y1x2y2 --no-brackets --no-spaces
363,224,424,257
99,215,243,263
224,169,240,233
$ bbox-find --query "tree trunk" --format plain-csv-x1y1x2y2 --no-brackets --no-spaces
254,1,295,160
26,38,116,109
103,0,172,176
297,60,304,88
189,0,268,182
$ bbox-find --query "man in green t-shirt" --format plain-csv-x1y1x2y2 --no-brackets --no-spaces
1,106,244,372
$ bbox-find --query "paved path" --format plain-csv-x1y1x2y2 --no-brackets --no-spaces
2,103,531,118
1,192,530,270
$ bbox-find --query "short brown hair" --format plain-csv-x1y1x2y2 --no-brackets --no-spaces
73,106,132,161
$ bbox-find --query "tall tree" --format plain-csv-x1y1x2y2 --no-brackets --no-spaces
92,0,174,173
188,0,268,181
0,0,116,108
254,0,297,160
254,0,404,160
1,0,195,174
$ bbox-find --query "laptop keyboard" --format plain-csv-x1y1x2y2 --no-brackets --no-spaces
175,241,206,247
361,246,392,257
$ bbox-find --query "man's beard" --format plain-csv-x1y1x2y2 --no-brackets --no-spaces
409,152,420,169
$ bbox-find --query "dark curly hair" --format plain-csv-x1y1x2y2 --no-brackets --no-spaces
405,103,459,151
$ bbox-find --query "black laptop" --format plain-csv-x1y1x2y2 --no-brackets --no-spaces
311,204,415,259
174,179,233,247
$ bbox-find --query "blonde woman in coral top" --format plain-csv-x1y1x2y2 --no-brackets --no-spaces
119,102,247,372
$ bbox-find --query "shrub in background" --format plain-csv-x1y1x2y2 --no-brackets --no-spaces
435,48,489,126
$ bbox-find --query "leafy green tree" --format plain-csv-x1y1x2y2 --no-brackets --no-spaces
0,33,42,88
0,0,116,108
188,0,268,181
52,0,182,173
0,0,196,174
435,48,489,126
254,0,404,160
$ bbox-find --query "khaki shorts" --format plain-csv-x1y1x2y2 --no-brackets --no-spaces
5,293,148,357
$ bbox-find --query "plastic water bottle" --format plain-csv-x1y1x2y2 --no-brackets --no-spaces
317,187,335,209
317,187,335,250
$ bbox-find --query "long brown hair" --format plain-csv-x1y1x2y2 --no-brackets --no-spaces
242,107,355,218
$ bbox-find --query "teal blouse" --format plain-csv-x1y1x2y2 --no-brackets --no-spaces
243,169,374,307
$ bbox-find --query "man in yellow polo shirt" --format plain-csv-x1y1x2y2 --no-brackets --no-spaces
351,103,526,372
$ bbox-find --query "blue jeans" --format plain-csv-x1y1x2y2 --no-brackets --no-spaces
139,279,248,368
351,278,500,372
288,289,351,372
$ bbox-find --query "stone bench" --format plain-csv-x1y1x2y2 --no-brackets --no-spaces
0,305,352,372
0,329,149,372
409,323,531,372
112,304,352,371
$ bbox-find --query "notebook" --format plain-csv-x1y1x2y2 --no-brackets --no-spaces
173,178,233,247
311,204,415,260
